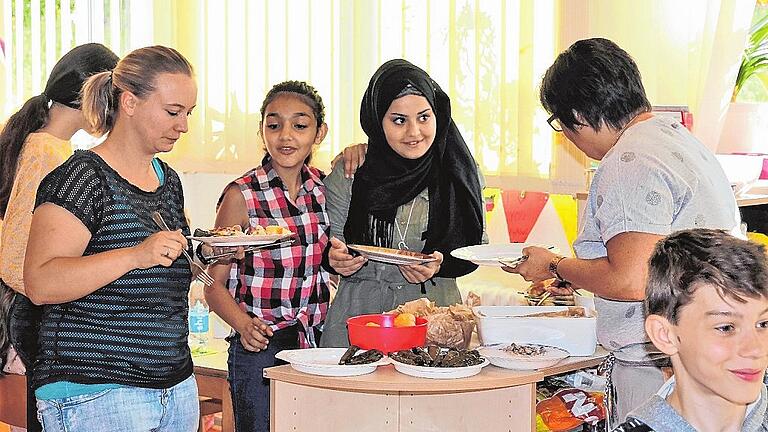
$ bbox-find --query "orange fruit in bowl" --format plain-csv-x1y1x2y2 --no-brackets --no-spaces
365,322,380,327
393,313,416,327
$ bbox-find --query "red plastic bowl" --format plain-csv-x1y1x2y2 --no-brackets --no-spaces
347,313,427,353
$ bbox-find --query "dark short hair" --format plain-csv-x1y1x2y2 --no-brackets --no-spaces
539,37,652,132
646,229,768,324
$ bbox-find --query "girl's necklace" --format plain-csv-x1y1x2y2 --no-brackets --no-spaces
394,200,418,250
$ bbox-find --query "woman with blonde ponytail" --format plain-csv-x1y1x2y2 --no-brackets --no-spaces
23,45,199,432
0,43,117,432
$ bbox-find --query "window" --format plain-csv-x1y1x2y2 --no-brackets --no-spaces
1,0,150,115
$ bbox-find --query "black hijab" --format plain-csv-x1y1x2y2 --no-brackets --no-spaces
344,59,482,278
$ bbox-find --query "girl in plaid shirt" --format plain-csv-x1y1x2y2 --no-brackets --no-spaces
205,81,331,432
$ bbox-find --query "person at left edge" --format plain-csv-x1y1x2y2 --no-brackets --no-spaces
0,43,118,432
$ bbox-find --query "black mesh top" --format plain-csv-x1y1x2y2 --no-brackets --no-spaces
32,150,193,390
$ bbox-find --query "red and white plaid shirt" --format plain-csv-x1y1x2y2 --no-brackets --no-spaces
224,159,330,348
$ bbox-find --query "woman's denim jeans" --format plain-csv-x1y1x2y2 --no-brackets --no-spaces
36,375,199,432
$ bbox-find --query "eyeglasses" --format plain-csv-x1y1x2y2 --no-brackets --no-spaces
547,114,563,132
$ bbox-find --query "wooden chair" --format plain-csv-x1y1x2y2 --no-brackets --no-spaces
0,374,26,428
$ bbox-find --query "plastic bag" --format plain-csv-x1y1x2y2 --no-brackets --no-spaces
536,388,605,432
388,292,480,349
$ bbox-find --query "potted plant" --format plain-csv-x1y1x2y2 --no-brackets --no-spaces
733,11,768,100
718,1,768,181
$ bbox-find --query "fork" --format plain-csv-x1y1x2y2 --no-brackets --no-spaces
151,211,215,286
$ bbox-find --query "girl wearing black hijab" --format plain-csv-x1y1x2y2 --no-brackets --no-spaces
321,59,485,347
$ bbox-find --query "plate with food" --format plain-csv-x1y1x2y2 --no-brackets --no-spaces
274,347,388,377
477,343,569,370
388,346,489,379
347,244,437,265
189,225,294,246
450,244,558,267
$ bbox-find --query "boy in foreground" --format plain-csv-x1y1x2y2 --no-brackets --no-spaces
614,229,768,431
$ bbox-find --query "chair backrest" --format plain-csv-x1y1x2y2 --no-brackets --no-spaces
0,374,26,427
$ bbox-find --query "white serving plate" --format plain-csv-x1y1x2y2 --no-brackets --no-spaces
473,306,597,356
274,348,389,377
478,344,569,370
188,232,293,247
450,244,558,267
389,357,489,379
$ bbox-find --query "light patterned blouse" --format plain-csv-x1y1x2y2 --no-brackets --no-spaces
0,132,72,294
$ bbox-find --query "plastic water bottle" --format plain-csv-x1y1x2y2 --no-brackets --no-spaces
188,282,210,348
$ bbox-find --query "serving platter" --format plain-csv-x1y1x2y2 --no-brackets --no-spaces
450,244,558,267
347,244,437,265
275,348,390,377
389,357,489,379
477,343,569,370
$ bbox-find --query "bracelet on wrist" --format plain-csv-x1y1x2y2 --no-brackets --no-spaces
549,255,567,281
195,243,213,265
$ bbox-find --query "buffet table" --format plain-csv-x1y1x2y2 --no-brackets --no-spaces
264,347,608,432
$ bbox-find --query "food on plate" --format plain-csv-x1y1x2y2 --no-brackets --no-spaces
528,278,573,297
390,297,437,317
352,244,431,258
193,224,292,237
337,345,385,365
265,225,288,235
502,343,549,356
393,312,416,327
193,225,244,237
389,346,484,367
364,322,380,327
527,294,575,306
522,306,588,318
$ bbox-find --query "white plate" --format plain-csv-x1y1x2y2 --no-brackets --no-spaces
477,344,569,370
389,357,489,379
347,244,437,265
188,233,293,247
450,244,558,267
274,348,389,377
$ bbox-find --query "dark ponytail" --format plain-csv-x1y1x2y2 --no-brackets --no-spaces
0,95,51,218
0,43,117,219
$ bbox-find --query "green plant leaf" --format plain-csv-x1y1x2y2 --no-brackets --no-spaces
734,4,768,100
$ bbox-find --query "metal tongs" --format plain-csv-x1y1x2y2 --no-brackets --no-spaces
498,245,557,268
203,237,297,261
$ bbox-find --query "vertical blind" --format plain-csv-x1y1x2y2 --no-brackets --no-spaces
151,0,573,190
0,0,152,147
2,0,137,106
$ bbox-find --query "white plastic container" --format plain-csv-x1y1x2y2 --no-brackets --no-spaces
473,306,597,356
